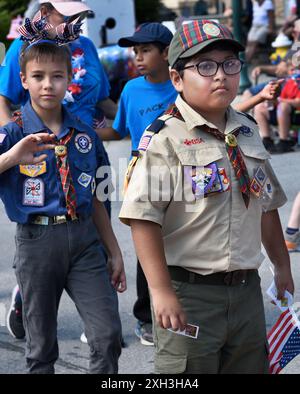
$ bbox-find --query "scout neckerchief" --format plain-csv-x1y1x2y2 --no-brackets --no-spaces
55,129,77,219
12,111,78,217
165,104,251,208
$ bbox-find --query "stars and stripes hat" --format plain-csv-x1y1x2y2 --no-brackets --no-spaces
168,20,244,68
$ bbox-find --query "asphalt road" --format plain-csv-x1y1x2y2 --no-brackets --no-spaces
0,138,299,374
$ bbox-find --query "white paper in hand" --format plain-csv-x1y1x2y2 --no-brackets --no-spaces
266,280,294,312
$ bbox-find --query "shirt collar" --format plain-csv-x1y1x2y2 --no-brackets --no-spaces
175,95,243,135
21,101,88,137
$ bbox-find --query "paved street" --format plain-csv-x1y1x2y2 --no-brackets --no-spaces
0,138,300,374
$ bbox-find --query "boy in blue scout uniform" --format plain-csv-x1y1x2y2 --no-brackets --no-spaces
0,15,126,374
99,23,177,346
1,0,115,341
119,20,294,373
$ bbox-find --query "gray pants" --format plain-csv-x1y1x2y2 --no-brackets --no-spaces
13,216,122,374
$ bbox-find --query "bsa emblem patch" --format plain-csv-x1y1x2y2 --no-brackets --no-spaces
19,161,47,177
23,178,45,206
240,126,254,137
78,172,92,188
75,134,92,154
203,23,220,37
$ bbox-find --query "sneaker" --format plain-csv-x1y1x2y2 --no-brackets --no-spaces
135,321,154,346
262,137,274,152
6,285,25,339
285,231,300,252
80,332,127,347
269,140,294,154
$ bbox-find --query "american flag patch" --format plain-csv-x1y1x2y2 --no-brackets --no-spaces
138,133,154,151
0,133,7,144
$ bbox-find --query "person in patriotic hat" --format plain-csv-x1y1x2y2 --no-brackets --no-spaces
2,0,117,343
119,19,294,373
0,13,126,374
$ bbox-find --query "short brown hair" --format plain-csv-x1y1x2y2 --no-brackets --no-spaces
20,42,72,75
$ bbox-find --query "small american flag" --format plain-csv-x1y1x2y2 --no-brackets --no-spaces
268,308,300,374
138,133,154,151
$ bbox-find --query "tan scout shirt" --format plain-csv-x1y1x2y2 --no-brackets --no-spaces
119,95,287,275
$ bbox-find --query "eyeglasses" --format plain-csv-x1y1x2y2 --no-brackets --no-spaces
182,58,243,77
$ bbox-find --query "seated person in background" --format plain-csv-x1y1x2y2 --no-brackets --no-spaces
285,192,300,252
254,60,300,153
246,0,275,63
235,79,282,113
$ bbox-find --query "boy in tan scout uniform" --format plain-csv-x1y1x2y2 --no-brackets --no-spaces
119,20,294,374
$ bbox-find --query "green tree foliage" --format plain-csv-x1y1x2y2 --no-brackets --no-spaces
0,0,28,47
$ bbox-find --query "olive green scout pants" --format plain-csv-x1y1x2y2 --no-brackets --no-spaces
152,268,269,374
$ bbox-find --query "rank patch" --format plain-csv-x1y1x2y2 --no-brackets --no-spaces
23,178,45,206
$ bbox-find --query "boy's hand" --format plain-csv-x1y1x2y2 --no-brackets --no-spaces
151,287,187,331
251,66,262,80
107,253,127,293
259,79,284,101
274,265,294,300
9,133,55,166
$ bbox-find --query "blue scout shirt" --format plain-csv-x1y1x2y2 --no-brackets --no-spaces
0,101,109,224
0,36,110,127
113,76,178,151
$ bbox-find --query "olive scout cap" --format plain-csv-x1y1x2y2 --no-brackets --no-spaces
168,20,244,68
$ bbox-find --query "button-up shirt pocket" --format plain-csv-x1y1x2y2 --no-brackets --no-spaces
73,159,97,206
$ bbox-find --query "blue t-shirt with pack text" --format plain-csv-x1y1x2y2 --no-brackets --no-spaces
0,36,110,127
113,76,178,151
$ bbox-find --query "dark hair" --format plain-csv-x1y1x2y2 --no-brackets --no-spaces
151,41,169,53
134,41,169,53
20,42,72,75
172,41,240,77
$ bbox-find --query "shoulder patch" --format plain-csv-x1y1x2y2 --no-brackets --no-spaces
237,111,258,125
146,118,166,134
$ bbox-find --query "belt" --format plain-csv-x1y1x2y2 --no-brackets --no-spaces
169,266,256,286
30,214,79,225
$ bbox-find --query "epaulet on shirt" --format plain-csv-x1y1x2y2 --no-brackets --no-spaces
125,114,172,194
236,111,258,125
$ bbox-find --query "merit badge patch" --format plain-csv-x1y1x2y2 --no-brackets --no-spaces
250,166,267,198
0,133,7,144
138,133,154,151
19,161,47,177
203,23,220,37
240,126,254,137
75,134,92,154
78,172,92,188
23,178,45,206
